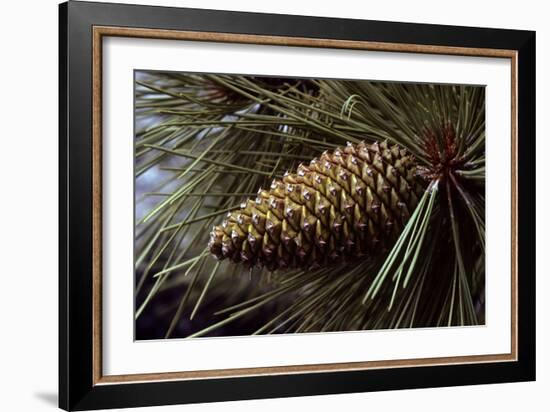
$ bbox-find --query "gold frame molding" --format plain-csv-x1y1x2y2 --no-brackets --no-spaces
92,26,518,386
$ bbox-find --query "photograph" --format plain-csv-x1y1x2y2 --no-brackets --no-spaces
134,72,486,340
53,1,536,410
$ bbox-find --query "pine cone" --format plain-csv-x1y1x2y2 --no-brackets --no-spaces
208,141,425,271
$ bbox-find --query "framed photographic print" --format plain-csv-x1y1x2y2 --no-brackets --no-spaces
59,1,536,410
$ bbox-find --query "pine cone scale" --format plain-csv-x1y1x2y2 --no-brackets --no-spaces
322,149,410,229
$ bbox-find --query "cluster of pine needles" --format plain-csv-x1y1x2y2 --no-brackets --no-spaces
134,71,485,339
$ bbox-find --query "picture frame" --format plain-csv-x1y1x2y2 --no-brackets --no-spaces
59,1,536,410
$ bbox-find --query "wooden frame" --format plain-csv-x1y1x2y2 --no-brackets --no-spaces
60,1,535,410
